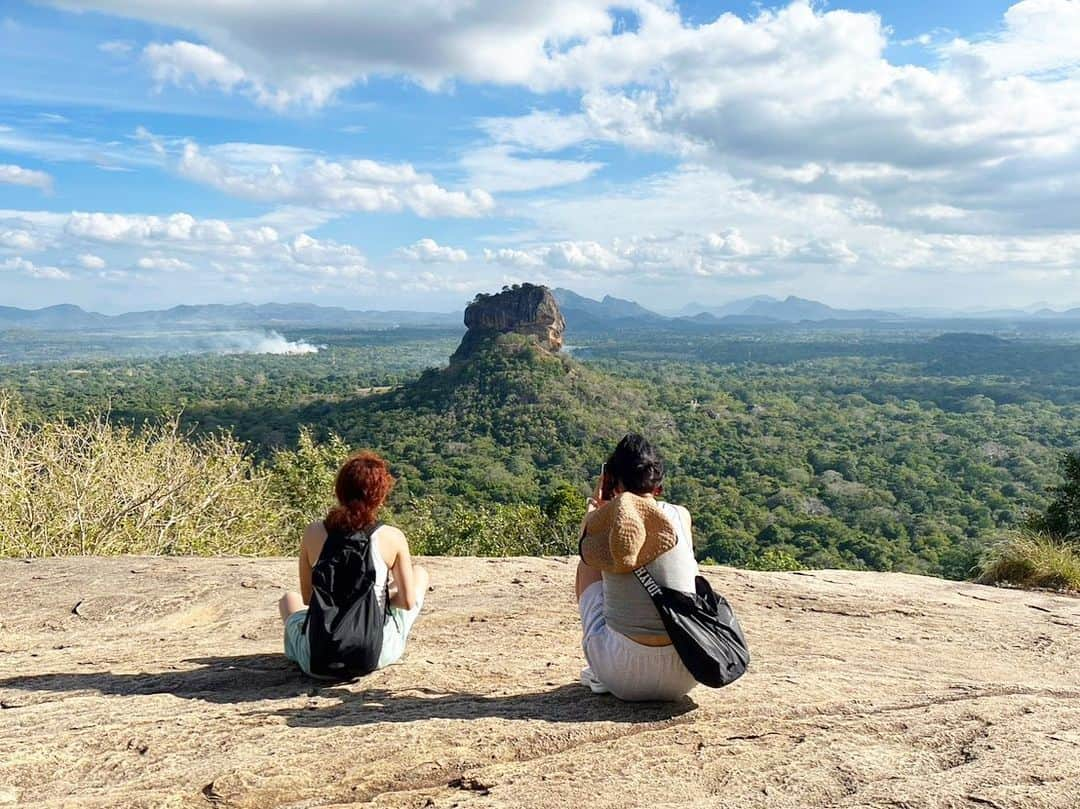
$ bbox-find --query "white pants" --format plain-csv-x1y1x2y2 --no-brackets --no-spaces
579,581,697,701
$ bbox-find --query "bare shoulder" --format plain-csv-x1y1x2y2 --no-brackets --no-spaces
374,523,408,566
375,523,407,548
301,520,327,558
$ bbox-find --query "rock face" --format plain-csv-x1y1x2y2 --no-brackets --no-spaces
452,283,565,362
2,557,1079,809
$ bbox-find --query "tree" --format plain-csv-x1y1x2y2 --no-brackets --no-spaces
1031,452,1080,541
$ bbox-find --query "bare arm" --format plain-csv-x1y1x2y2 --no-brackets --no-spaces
384,526,421,610
298,521,326,605
579,468,608,539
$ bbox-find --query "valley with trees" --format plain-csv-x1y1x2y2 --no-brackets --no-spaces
3,288,1079,588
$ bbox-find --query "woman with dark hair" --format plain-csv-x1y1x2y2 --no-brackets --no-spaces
278,451,429,677
576,433,699,700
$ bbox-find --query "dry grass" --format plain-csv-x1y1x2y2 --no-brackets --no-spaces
0,395,289,557
976,530,1080,592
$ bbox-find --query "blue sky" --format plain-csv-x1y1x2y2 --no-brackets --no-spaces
1,0,1078,313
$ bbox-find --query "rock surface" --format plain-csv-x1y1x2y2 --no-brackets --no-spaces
452,284,565,361
2,557,1079,808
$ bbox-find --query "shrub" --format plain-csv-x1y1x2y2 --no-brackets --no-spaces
401,496,579,557
745,547,807,572
267,427,351,538
0,396,288,556
976,530,1080,592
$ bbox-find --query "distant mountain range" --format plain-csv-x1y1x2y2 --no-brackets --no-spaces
0,302,460,331
551,289,666,325
4,292,1080,334
676,295,901,323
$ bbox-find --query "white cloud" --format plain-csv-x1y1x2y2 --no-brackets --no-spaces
24,1,1080,308
0,207,385,290
287,233,371,278
0,229,40,251
142,41,350,110
137,255,193,271
98,39,134,55
483,247,544,269
397,238,468,263
172,138,494,217
1,256,71,280
0,164,53,192
65,211,236,243
479,110,596,152
943,0,1080,77
53,0,630,106
485,240,627,272
461,145,602,192
909,204,968,221
703,229,754,257
793,239,859,265
77,253,106,269
144,41,247,93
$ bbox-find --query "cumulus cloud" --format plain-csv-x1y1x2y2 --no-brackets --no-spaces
1,256,70,280
143,41,350,110
144,41,246,92
0,164,53,192
461,145,602,193
167,137,494,217
485,240,627,273
0,229,40,250
0,208,381,290
397,238,468,263
52,0,630,105
136,255,193,271
703,229,755,258
463,1,1080,243
793,239,859,265
65,211,237,243
28,1,1080,306
943,0,1080,77
482,247,544,269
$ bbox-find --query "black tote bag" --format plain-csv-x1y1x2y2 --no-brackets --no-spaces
634,566,750,688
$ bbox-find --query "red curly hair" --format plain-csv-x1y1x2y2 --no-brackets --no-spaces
323,451,396,535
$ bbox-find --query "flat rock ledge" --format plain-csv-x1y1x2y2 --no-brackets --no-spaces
1,557,1079,809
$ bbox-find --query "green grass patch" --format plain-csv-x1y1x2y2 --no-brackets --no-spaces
976,531,1080,592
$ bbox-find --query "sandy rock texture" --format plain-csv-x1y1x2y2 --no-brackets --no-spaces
1,557,1078,809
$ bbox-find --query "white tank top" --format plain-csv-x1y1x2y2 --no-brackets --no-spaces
369,526,390,613
602,501,699,637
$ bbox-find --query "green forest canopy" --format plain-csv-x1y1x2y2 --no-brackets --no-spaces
3,325,1079,578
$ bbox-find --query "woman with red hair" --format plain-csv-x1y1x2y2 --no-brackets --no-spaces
278,451,429,677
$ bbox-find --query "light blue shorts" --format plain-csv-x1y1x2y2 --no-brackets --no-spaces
284,594,425,679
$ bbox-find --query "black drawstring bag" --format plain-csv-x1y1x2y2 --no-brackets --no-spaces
304,524,386,680
634,566,750,688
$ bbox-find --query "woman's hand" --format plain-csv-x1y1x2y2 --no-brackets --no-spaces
587,467,608,513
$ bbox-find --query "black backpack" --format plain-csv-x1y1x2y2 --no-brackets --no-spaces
635,566,750,688
304,524,387,680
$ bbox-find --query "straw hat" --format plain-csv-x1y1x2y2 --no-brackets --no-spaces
579,492,677,574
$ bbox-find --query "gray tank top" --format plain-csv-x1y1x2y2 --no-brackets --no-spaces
602,501,698,637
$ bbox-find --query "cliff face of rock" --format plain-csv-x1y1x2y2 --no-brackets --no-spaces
451,284,566,362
